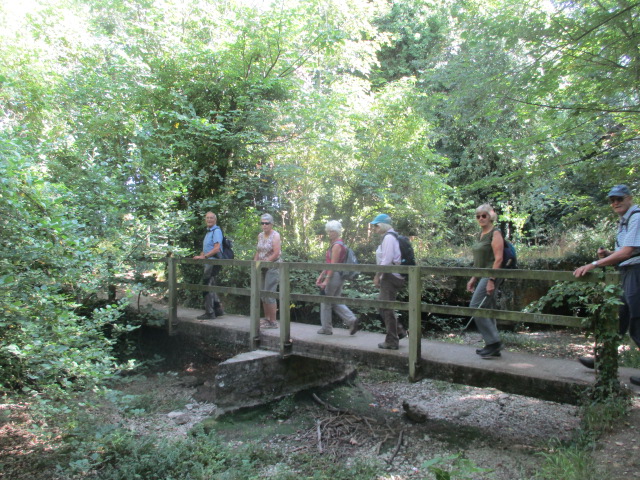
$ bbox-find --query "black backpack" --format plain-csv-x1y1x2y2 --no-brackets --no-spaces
384,232,416,267
491,229,517,269
213,226,234,260
502,240,517,269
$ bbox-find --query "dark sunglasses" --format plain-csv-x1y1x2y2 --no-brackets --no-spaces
260,222,271,225
476,213,488,219
609,196,626,203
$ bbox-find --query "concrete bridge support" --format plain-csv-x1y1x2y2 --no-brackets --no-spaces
213,350,356,416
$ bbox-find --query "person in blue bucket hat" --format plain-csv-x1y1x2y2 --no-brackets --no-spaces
574,184,640,386
352,213,408,349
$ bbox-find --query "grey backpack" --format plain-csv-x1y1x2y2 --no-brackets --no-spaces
335,241,359,280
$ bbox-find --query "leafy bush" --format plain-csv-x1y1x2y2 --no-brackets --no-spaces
0,139,133,395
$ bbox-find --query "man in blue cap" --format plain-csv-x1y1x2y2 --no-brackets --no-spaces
361,213,408,349
574,185,640,386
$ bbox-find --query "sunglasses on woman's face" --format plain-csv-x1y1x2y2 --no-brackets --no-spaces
260,222,271,225
476,214,488,219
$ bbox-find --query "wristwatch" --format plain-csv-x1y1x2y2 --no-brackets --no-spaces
591,261,598,267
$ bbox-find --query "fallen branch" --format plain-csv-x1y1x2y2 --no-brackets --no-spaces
312,393,349,414
386,429,404,465
375,434,390,455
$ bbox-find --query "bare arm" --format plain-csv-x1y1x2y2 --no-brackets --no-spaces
574,246,636,277
266,232,282,262
486,231,504,294
194,242,220,259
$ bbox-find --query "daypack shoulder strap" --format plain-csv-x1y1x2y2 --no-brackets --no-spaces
619,208,640,229
617,208,640,251
384,231,399,241
329,240,347,263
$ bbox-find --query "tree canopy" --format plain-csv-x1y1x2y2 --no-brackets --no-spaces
1,0,639,393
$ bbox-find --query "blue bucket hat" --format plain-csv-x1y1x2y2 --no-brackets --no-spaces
607,184,632,198
370,214,392,225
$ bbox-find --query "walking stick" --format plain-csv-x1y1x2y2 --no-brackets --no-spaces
460,295,488,333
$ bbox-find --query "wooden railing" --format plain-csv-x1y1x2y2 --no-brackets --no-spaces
150,257,620,381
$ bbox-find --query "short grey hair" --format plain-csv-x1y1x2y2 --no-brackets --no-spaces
376,223,392,233
476,203,497,222
325,220,343,235
260,213,274,224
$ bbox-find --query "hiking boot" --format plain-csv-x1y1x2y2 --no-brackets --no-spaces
479,342,502,358
630,376,640,387
378,342,399,350
578,356,595,369
476,346,502,357
214,302,225,317
350,318,361,336
197,313,215,320
317,328,333,335
399,331,408,340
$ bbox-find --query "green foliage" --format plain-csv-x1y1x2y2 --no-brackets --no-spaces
0,136,132,395
422,453,492,480
619,342,640,369
281,452,382,480
580,394,630,435
61,429,249,479
2,0,638,403
525,274,624,400
271,394,297,420
532,391,630,480
532,443,599,480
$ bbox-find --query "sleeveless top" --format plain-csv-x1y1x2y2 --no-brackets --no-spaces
256,231,282,262
325,240,347,264
472,228,498,269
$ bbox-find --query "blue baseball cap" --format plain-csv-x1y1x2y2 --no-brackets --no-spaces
370,214,392,225
607,184,632,198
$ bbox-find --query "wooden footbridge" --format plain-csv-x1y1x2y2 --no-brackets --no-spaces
143,257,640,404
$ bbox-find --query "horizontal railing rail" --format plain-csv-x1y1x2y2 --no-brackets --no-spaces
140,256,617,380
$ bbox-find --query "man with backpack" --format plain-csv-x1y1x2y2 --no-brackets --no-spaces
362,214,409,350
193,211,225,320
574,185,640,386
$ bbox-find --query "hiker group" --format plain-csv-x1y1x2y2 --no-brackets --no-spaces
194,184,640,384
194,206,509,355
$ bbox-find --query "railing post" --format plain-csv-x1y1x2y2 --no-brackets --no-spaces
279,263,292,356
250,261,262,350
408,265,422,381
167,256,177,336
594,287,622,398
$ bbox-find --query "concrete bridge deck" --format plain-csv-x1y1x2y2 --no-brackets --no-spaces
170,306,640,404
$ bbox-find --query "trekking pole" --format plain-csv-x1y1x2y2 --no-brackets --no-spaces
460,295,488,333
